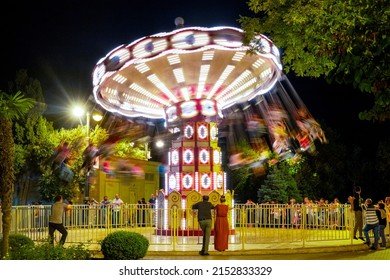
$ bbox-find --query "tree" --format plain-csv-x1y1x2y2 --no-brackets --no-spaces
9,69,49,204
113,139,148,160
0,91,34,259
36,123,148,202
38,125,100,202
293,124,349,201
258,161,301,203
14,116,57,204
239,0,390,121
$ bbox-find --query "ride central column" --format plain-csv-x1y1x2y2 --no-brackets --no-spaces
165,99,226,197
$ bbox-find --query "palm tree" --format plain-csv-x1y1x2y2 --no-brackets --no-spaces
0,91,34,258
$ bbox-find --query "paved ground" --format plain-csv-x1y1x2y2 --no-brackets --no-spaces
143,248,389,260
142,240,389,260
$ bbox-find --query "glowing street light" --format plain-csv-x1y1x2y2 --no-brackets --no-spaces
72,106,90,142
92,112,103,122
72,105,102,143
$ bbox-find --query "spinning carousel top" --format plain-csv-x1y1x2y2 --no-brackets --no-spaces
92,18,282,122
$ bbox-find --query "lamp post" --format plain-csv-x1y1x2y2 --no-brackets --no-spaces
73,105,103,200
73,106,89,141
86,111,90,143
73,106,103,143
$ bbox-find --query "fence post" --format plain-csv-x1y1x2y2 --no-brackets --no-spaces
241,206,246,250
302,205,306,248
172,208,177,251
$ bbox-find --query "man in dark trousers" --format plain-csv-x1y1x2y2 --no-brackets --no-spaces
48,195,70,245
352,186,365,240
192,195,214,256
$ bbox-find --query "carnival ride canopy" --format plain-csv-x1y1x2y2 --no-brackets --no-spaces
92,23,327,170
92,26,282,121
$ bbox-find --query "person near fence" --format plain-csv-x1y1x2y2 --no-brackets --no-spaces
88,198,99,227
192,195,214,256
64,200,73,227
148,194,157,226
100,195,111,227
245,199,256,227
303,197,315,228
148,194,156,206
48,195,70,245
214,195,229,252
32,201,44,231
385,197,390,236
287,198,296,228
111,194,123,227
352,186,365,240
363,198,380,250
377,201,387,249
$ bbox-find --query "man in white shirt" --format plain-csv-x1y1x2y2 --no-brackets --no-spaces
111,193,123,227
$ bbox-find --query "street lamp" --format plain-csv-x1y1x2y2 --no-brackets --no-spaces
72,106,90,143
72,105,103,143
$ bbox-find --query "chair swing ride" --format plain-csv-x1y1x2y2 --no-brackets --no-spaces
91,18,326,233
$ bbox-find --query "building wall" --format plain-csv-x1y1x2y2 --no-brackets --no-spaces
89,156,160,203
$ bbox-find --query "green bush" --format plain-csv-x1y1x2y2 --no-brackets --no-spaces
26,243,92,260
101,231,149,260
1,235,92,260
0,234,35,259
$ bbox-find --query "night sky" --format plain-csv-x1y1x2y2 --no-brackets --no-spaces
2,0,388,194
2,0,248,108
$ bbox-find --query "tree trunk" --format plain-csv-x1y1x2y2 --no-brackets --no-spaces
0,119,15,258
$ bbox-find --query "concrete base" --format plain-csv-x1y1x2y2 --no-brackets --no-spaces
154,228,235,236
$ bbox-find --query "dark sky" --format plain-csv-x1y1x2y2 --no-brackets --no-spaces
2,0,248,108
1,0,387,145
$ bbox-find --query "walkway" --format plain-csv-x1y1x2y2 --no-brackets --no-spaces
147,237,390,259
92,237,390,260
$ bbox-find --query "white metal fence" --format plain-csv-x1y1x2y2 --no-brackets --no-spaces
0,203,355,250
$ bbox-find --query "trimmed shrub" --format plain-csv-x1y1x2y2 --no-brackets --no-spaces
101,231,149,260
0,235,92,260
27,243,92,260
0,234,35,259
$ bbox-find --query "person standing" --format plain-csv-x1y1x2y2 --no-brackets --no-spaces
363,198,380,250
148,194,156,206
137,198,147,226
287,198,296,228
352,186,364,240
192,195,214,256
100,195,111,227
48,195,70,245
377,201,387,249
385,197,390,236
214,195,229,252
148,193,157,226
111,193,123,227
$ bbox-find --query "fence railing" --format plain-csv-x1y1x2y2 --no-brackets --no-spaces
0,203,355,251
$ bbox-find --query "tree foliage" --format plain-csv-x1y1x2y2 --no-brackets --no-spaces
0,90,34,259
240,0,390,121
258,161,300,203
37,125,107,202
7,70,53,204
113,140,148,160
14,116,57,204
